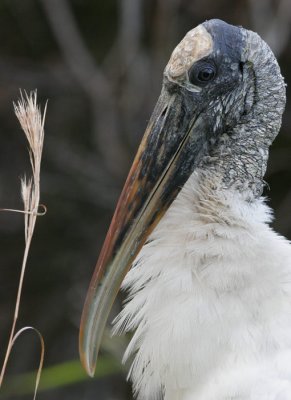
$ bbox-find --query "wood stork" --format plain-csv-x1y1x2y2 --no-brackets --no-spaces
79,19,291,399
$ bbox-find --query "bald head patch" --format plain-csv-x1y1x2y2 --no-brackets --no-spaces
165,25,213,79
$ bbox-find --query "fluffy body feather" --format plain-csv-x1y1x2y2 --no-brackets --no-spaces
114,170,291,400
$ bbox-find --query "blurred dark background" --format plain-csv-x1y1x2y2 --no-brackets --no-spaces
0,0,290,399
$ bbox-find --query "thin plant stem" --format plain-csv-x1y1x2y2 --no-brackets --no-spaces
0,91,47,398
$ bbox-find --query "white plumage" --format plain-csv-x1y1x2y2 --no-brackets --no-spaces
114,170,291,400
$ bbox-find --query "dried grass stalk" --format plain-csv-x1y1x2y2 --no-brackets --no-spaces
0,90,47,400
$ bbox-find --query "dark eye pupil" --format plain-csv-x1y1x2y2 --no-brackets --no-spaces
198,67,215,82
189,62,216,85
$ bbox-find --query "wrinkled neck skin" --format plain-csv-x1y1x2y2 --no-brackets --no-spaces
201,29,286,198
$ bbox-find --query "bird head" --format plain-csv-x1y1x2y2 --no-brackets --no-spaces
79,19,286,376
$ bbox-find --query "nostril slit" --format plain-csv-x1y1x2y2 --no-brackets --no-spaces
239,62,244,75
161,106,168,118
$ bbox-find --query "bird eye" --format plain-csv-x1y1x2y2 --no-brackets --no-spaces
189,62,216,85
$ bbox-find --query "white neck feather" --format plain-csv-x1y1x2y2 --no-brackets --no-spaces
113,170,291,400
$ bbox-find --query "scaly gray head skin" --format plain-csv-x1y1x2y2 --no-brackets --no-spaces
164,19,286,197
79,19,286,376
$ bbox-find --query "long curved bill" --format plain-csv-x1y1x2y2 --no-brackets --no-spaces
79,74,210,375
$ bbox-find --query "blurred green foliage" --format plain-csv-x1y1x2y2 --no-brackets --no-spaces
1,356,122,397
